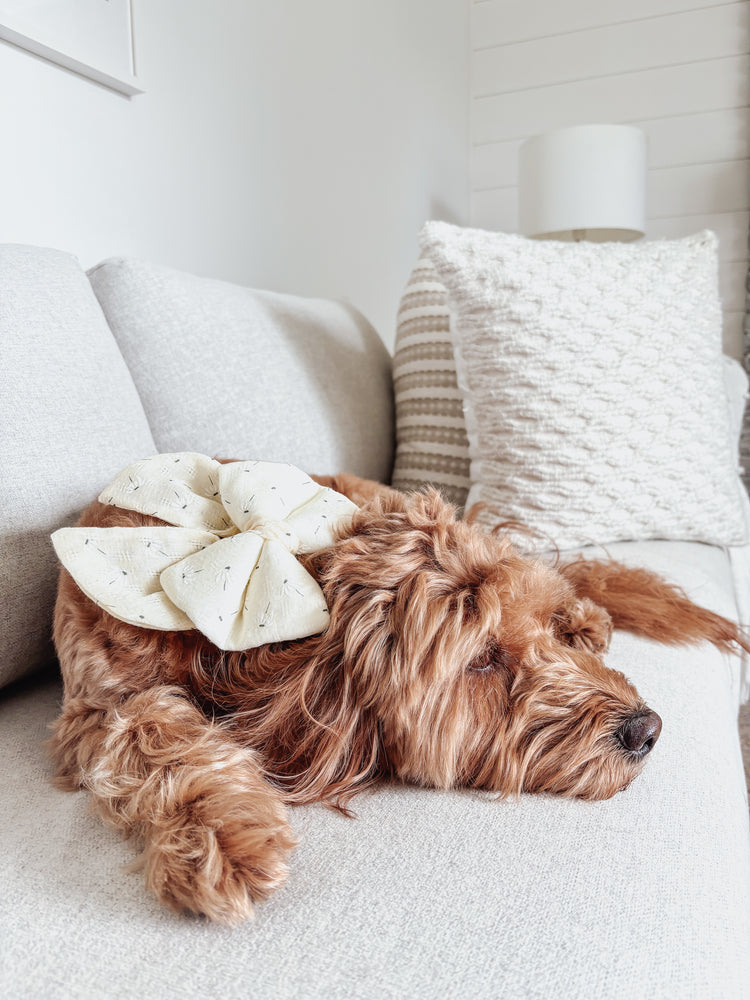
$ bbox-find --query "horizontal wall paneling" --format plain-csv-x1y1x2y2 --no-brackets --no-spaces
473,4,747,97
473,55,749,144
472,0,736,49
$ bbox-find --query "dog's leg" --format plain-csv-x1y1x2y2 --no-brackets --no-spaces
560,559,750,655
50,686,296,924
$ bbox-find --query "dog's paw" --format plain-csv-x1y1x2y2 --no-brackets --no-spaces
131,743,297,925
140,797,297,925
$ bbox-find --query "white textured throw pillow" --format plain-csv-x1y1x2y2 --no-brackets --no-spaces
419,222,748,549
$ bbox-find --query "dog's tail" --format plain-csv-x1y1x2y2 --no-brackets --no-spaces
560,558,750,656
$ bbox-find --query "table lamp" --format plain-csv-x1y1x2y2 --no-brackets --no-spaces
518,124,647,242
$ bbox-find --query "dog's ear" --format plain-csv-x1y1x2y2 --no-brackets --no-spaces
307,488,504,693
560,558,750,655
249,492,465,811
243,626,385,813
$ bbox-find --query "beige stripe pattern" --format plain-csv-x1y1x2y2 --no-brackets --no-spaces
391,257,470,507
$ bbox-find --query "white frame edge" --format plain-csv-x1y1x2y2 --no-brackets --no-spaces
0,1,144,96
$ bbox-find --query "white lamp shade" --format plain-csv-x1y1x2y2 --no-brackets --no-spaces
519,124,647,242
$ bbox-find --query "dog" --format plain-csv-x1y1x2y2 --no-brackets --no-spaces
49,466,749,924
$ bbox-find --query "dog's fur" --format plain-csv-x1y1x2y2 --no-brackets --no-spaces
49,471,750,924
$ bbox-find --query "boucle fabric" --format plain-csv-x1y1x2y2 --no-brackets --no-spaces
53,454,357,650
0,245,156,690
3,540,750,999
420,222,748,550
88,258,394,483
391,256,471,506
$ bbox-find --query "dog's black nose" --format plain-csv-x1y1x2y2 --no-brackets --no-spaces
617,711,662,755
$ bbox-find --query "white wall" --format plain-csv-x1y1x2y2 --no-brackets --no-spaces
470,0,749,358
0,1,470,348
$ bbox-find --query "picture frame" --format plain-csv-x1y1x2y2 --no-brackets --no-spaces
0,0,143,96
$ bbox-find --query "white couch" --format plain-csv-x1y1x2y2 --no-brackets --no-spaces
2,245,749,999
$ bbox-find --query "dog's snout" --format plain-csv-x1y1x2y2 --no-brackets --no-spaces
617,711,662,756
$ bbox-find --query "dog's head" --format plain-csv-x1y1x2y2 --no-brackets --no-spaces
245,488,660,804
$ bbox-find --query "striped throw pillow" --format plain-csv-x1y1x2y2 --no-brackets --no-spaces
391,257,471,507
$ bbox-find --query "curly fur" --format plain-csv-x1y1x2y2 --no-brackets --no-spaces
49,471,750,924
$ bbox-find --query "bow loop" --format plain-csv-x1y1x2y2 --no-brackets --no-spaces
51,526,218,631
99,452,236,535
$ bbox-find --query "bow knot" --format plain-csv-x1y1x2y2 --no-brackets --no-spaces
51,453,359,651
249,519,301,551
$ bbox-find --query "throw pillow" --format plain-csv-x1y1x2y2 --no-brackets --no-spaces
417,222,748,550
391,256,471,507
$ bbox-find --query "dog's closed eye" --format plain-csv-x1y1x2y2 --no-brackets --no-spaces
467,641,515,676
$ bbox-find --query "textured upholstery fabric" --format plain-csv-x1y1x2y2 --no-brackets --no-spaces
88,258,394,483
0,246,156,689
419,223,748,548
2,541,749,1000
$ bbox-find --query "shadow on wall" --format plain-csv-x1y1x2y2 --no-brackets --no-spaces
428,200,466,229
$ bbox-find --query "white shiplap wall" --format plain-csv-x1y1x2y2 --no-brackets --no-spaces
470,0,750,358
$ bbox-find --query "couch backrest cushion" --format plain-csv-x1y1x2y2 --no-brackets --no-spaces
0,246,157,689
88,258,395,482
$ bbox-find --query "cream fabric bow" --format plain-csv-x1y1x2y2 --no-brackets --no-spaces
51,453,359,651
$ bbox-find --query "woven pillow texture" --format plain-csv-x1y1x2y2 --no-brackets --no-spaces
415,222,748,550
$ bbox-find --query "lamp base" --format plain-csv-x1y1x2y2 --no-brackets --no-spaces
531,227,644,243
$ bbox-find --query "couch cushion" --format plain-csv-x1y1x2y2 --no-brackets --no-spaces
88,258,394,482
2,542,749,999
0,246,157,689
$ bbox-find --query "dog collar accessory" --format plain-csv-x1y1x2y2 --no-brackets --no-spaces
51,453,359,651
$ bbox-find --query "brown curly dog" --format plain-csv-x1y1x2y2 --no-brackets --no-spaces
49,471,749,924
